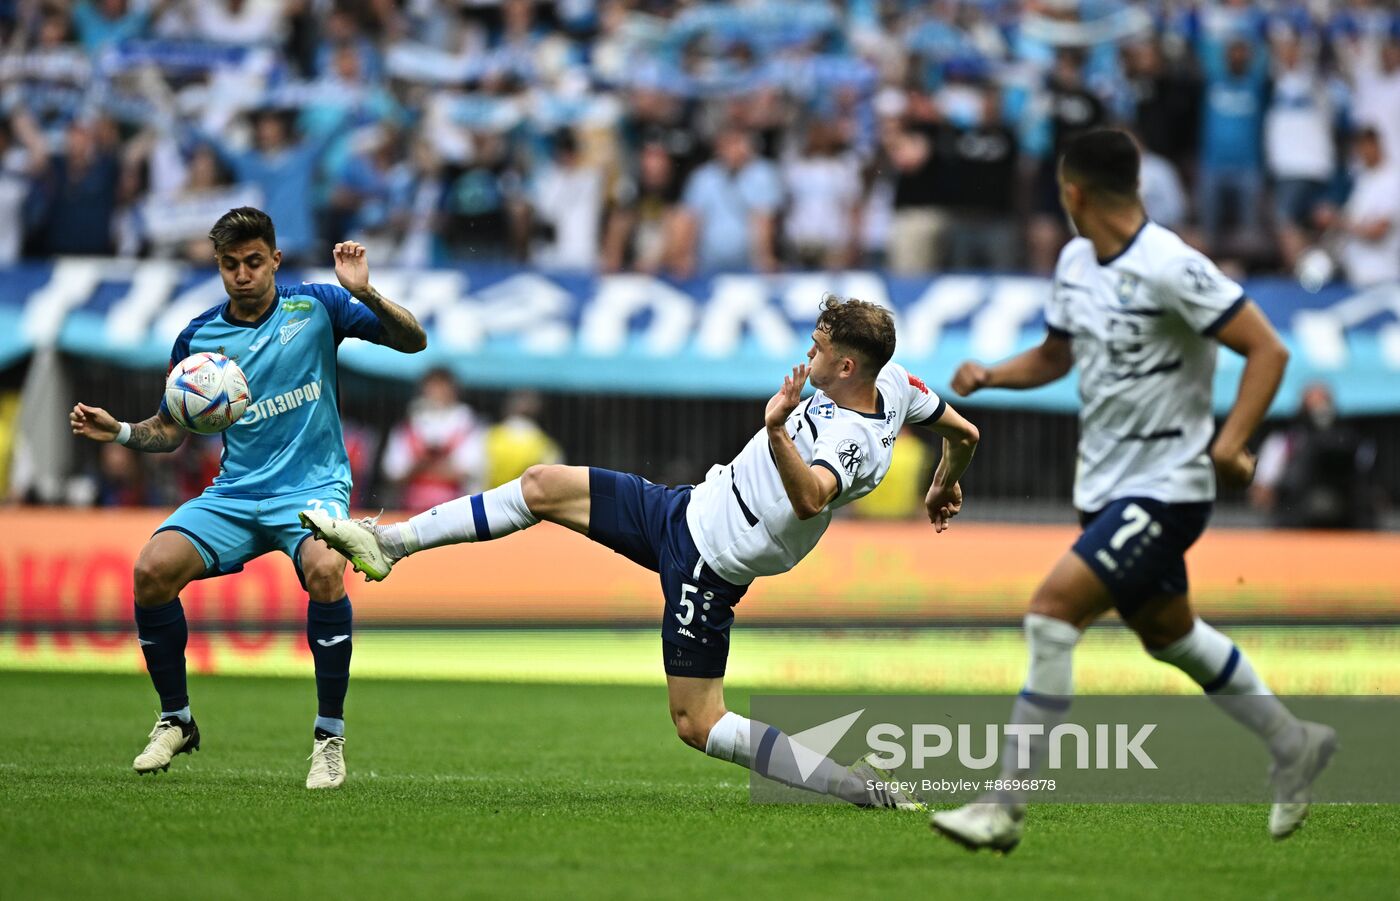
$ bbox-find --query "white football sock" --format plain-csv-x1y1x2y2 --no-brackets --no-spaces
703,711,753,764
999,613,1081,783
1023,612,1080,696
704,711,870,805
1150,618,1300,755
388,479,540,558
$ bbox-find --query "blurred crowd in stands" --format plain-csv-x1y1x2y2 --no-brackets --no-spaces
1,0,1398,281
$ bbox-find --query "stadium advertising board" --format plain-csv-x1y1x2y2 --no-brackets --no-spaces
3,509,1397,630
3,262,1399,412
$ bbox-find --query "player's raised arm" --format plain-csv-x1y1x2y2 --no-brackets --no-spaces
1208,301,1290,487
951,331,1073,396
921,402,979,532
764,364,838,520
332,241,428,354
70,403,186,453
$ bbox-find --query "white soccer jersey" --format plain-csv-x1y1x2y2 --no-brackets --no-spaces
686,362,945,585
1047,221,1247,513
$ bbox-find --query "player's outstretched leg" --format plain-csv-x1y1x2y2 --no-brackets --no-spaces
931,553,1107,853
671,676,923,810
301,540,354,789
1133,598,1338,839
131,532,207,774
300,465,588,581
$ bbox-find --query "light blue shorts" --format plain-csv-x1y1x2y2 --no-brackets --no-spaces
155,486,351,588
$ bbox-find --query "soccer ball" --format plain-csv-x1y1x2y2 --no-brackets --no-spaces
165,352,252,435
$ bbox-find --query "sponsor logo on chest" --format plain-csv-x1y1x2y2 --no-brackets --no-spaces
240,378,324,425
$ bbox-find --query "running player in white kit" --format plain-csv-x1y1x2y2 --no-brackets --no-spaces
303,296,981,808
932,129,1336,852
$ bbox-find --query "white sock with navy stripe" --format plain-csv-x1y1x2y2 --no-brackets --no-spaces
1150,618,1301,756
704,711,869,804
390,479,540,557
998,613,1081,785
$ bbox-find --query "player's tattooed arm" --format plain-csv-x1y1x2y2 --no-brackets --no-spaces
351,284,428,354
70,405,186,453
332,240,428,353
126,413,187,453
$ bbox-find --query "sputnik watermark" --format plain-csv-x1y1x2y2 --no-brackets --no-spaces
865,722,1158,770
775,707,1157,776
750,694,1397,805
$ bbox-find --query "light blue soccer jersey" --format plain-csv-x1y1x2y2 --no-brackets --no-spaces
162,283,385,498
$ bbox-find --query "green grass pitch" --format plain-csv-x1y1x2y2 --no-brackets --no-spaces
2,670,1396,900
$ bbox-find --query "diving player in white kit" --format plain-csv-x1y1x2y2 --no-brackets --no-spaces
933,129,1335,851
303,295,980,809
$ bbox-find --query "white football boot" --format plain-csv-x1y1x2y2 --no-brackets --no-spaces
300,510,394,582
132,715,200,774
847,753,926,811
930,801,1026,854
1269,720,1338,840
307,733,347,789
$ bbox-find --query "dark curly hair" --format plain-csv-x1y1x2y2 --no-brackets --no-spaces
209,206,277,253
815,294,896,374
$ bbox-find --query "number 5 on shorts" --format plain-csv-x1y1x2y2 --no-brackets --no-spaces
675,583,698,625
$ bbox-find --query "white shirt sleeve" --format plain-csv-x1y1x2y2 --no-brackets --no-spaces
888,362,946,424
1046,244,1081,336
811,421,875,499
1156,249,1247,336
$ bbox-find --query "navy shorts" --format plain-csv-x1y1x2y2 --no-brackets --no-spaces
587,468,749,678
1072,496,1212,616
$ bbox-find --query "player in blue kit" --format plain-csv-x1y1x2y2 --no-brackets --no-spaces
70,207,426,788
